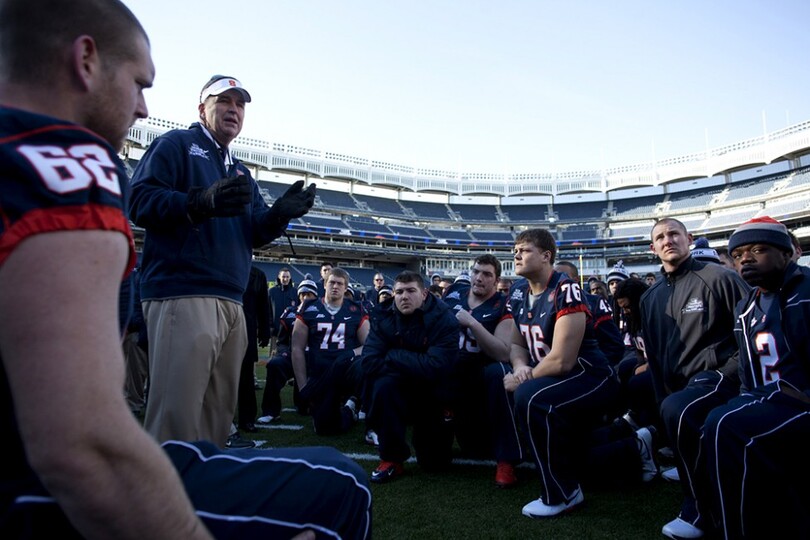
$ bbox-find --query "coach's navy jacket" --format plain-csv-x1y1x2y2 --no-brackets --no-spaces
129,123,287,303
362,293,460,385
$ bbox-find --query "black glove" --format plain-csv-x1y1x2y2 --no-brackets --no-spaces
187,175,252,222
268,180,316,223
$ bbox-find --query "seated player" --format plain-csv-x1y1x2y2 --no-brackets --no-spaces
292,268,369,435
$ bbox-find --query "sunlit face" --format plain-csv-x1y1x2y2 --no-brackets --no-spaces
470,263,498,298
731,243,791,290
87,34,153,150
394,280,427,315
325,275,347,302
650,221,693,271
645,275,656,286
513,241,549,278
374,274,385,289
198,89,245,147
278,271,291,285
608,279,621,296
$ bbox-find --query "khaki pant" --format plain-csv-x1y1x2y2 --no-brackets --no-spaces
122,331,148,413
143,297,247,446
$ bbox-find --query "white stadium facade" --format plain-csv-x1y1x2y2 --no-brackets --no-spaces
124,118,810,289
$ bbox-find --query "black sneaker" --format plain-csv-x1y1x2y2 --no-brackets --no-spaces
239,422,258,433
225,432,256,449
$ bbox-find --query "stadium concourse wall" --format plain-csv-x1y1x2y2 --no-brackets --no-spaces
124,118,810,283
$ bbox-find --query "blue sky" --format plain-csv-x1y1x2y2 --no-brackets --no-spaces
124,0,810,174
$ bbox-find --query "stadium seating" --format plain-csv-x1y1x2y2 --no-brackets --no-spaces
352,194,408,217
401,200,454,220
449,203,501,222
125,117,810,278
554,201,606,222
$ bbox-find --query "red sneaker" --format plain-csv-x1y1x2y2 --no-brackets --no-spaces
495,461,517,488
371,461,404,483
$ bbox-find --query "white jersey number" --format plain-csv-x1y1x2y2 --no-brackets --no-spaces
754,332,780,382
18,144,121,195
519,323,551,363
317,322,346,350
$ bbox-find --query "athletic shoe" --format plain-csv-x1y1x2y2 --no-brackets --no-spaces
239,422,258,433
622,410,640,430
225,432,256,449
370,461,403,483
358,410,367,421
364,429,380,447
521,486,584,518
636,426,658,482
256,415,276,424
344,397,359,422
661,466,680,482
662,517,704,539
494,462,517,488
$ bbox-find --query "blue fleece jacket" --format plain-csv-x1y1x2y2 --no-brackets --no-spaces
129,123,287,303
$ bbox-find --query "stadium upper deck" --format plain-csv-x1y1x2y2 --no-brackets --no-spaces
124,118,810,277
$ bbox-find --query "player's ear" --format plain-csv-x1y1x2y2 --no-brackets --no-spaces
71,35,100,92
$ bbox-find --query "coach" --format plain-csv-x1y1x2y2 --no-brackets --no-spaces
129,75,316,446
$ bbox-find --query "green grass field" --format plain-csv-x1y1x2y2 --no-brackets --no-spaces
243,361,679,539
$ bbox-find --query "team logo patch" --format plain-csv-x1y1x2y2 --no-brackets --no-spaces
446,291,461,301
681,297,705,314
305,305,319,313
511,289,524,302
188,143,210,159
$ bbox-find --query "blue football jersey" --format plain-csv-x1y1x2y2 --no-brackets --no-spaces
1,106,135,521
735,270,810,392
511,271,609,368
297,298,368,362
276,305,299,348
0,107,135,270
443,284,511,364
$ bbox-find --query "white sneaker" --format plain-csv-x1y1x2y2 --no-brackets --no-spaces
636,427,658,482
364,429,379,447
358,410,367,420
622,410,640,430
661,466,680,482
344,397,358,421
521,486,584,518
256,415,275,424
662,517,703,539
